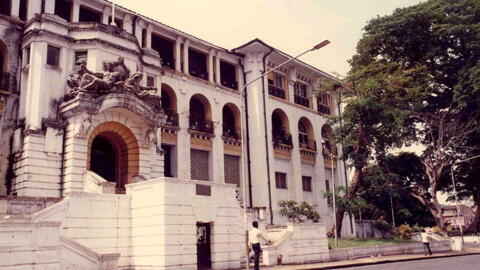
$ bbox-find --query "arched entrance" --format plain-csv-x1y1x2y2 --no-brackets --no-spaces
87,122,139,193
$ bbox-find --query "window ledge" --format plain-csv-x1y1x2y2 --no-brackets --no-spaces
45,64,63,72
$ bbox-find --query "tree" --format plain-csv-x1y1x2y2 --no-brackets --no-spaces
344,0,480,232
278,200,320,223
358,159,436,227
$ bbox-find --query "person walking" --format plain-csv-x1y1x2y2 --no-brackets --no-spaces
249,221,271,270
421,228,433,256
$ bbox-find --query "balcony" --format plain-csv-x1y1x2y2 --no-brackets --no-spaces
268,85,286,99
221,80,237,90
294,95,310,107
317,104,331,115
189,69,208,81
163,109,179,127
0,72,13,94
322,142,338,160
223,127,241,141
299,138,317,151
189,117,214,134
273,133,293,147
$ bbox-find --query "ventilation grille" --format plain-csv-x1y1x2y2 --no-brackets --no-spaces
191,149,209,181
224,154,240,187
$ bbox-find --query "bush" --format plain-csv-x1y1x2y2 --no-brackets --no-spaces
411,224,422,233
374,220,394,234
278,200,320,223
396,224,413,240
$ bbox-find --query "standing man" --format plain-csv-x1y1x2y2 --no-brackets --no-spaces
249,221,271,270
421,228,433,256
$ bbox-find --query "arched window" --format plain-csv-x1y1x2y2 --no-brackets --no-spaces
271,109,291,146
189,94,213,134
298,121,308,145
161,84,178,127
222,104,240,140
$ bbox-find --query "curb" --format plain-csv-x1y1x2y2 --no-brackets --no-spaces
308,252,480,269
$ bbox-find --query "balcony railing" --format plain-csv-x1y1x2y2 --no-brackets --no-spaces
322,142,338,159
163,109,179,127
273,133,293,147
294,95,310,107
268,85,286,99
0,72,12,93
221,80,237,90
223,127,241,141
299,138,317,151
318,104,331,115
189,117,214,134
189,69,208,81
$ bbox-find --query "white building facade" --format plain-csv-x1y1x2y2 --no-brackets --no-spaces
0,0,354,269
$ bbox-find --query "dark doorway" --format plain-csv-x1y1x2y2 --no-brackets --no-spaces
90,136,117,182
196,222,211,269
161,144,173,177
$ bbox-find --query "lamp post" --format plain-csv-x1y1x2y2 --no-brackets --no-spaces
239,40,330,269
450,154,480,247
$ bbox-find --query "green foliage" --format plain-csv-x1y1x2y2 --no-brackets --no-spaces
328,238,412,249
278,200,320,223
396,224,413,240
357,153,436,227
324,186,369,216
374,220,394,234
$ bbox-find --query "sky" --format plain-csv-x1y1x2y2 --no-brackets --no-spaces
114,0,423,77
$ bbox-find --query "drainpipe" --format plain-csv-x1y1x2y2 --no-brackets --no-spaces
262,48,274,225
59,124,66,198
238,59,253,208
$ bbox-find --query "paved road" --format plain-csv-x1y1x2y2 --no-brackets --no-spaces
334,254,480,270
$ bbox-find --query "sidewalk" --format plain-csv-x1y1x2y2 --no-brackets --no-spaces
264,250,480,270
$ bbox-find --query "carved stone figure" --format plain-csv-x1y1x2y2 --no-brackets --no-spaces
64,57,161,108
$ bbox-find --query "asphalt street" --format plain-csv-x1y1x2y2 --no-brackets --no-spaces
333,254,480,270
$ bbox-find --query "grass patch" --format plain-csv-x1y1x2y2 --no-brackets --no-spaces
328,238,413,249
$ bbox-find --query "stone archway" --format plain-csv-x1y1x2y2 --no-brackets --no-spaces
87,121,139,193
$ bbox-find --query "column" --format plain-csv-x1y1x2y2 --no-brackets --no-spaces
102,6,111,25
236,64,243,91
176,92,191,179
44,0,55,14
211,104,224,184
214,52,221,85
175,37,183,72
24,41,46,130
290,120,304,202
146,24,153,49
11,0,20,18
72,1,80,22
288,68,296,102
134,20,144,45
183,39,190,75
208,49,215,83
123,14,133,33
27,0,42,20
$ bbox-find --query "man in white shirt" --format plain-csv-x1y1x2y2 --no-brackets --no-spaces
421,229,432,255
249,221,271,270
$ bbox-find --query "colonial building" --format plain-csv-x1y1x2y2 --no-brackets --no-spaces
0,0,353,269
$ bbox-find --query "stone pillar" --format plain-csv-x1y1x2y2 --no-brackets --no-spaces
72,1,80,23
215,52,221,85
211,100,224,184
11,0,20,18
146,24,153,49
290,121,303,202
288,68,296,102
24,41,46,130
208,49,215,83
44,0,55,14
236,64,243,91
176,91,191,179
175,37,183,72
27,0,41,20
183,39,190,75
102,6,111,25
123,14,133,33
134,20,144,45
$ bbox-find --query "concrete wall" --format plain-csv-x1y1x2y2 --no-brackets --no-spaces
0,218,62,270
127,178,242,270
329,241,452,261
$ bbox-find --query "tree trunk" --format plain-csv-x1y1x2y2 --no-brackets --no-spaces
466,180,480,233
328,166,363,238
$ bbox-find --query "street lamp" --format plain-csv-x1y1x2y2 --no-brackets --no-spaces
450,154,480,247
239,40,330,269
